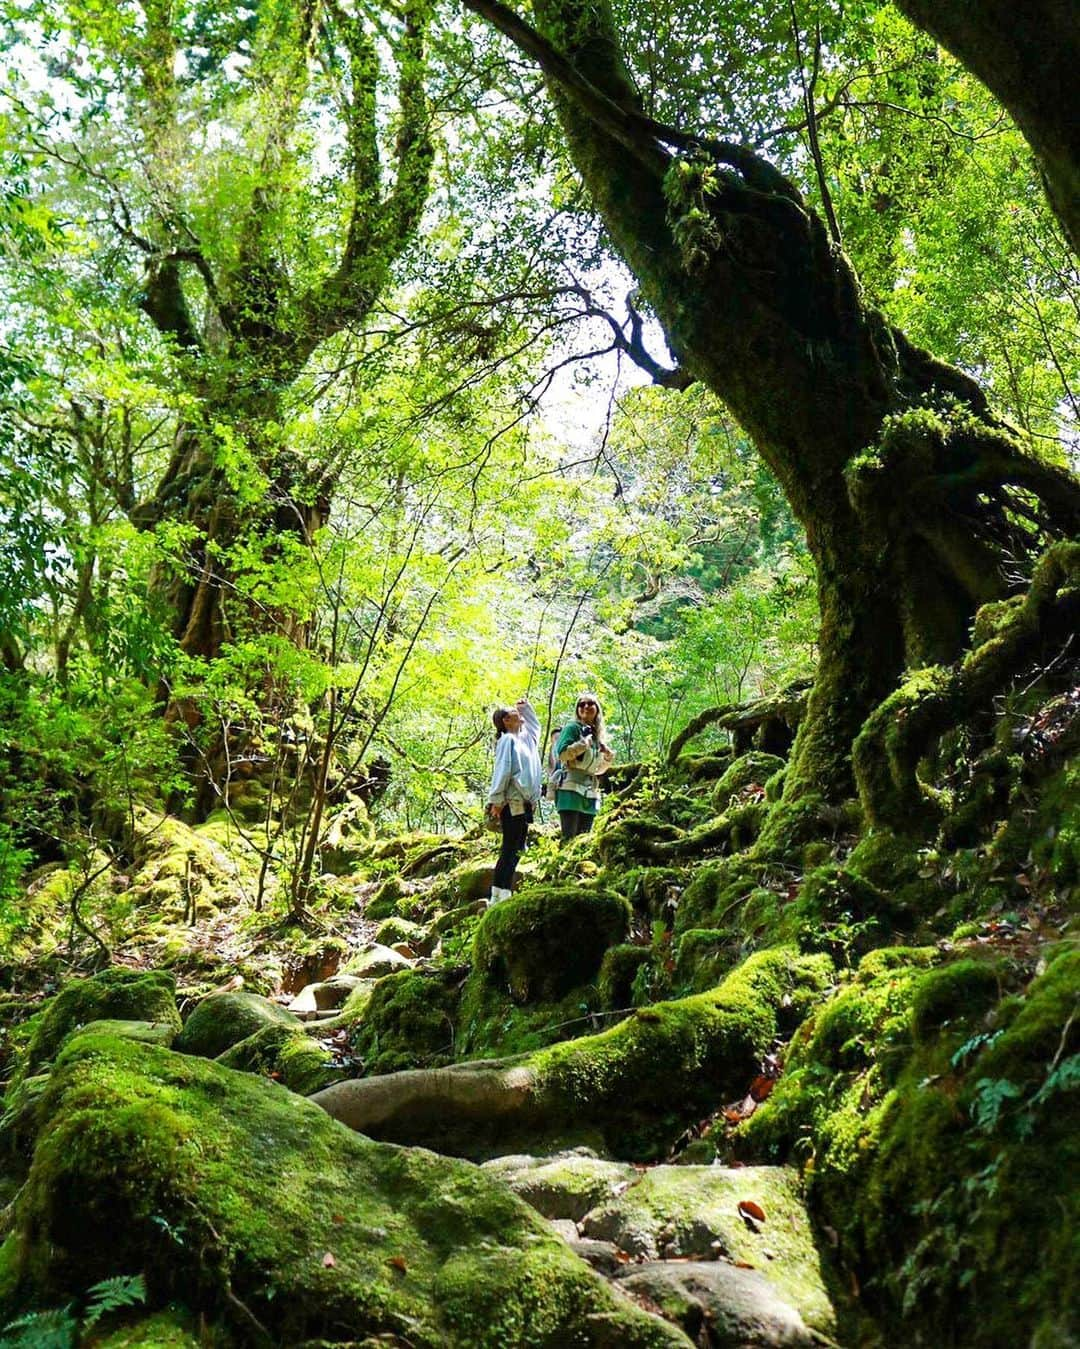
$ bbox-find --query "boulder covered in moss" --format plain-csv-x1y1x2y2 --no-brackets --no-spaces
735,947,1079,1346
471,886,631,1004
481,1150,638,1223
578,1164,834,1335
1,1033,690,1348
615,1261,819,1348
216,1022,349,1095
343,944,415,980
349,968,462,1075
175,989,298,1058
374,915,432,953
11,968,181,1088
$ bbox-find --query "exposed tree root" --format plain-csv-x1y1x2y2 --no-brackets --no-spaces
853,542,1080,831
311,948,832,1159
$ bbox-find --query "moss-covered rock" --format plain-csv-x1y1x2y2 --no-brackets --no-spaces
128,810,252,915
733,948,1079,1347
481,1151,637,1223
349,968,462,1075
10,969,181,1090
216,1022,348,1095
2,1034,689,1347
471,886,631,1004
175,989,298,1058
373,915,431,952
615,1261,818,1348
579,1164,835,1335
598,944,652,1009
342,944,415,980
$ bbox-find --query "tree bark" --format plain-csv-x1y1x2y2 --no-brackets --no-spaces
894,0,1080,257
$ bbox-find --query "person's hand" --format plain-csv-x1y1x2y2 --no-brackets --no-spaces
488,803,502,820
515,697,530,710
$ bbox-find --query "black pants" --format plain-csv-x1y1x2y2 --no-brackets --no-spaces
494,804,530,889
559,809,594,842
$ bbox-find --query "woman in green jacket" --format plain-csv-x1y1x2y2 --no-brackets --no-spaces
554,692,613,841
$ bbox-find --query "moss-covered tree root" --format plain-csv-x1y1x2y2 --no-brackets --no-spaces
311,948,833,1159
854,541,1080,830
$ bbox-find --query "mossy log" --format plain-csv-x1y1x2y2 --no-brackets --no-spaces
312,948,833,1159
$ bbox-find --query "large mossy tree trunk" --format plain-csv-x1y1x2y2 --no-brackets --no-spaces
133,0,431,657
894,0,1080,257
469,0,1080,809
120,0,433,811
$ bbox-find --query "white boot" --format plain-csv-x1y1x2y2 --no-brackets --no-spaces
489,886,512,905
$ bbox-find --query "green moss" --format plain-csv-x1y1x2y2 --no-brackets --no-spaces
471,886,630,1004
673,929,735,992
95,1307,205,1347
786,863,893,963
175,990,297,1058
532,948,833,1157
579,1164,835,1333
373,916,430,951
216,1023,347,1095
457,979,603,1060
734,950,1079,1346
349,969,461,1075
675,856,764,933
365,877,405,921
910,959,1000,1041
598,944,652,1008
1029,760,1080,886
11,969,181,1091
4,1035,682,1346
711,752,785,811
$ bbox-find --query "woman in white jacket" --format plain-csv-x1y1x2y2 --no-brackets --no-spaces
486,697,542,903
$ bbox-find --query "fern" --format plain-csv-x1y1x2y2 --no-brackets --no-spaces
82,1274,146,1331
0,1306,77,1349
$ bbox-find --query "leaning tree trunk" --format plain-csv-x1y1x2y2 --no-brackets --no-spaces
894,0,1080,258
468,0,1080,808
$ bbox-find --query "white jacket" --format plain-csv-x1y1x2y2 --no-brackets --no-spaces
486,700,542,811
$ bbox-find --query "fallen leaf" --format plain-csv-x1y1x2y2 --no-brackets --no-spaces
748,1075,775,1102
322,1252,336,1268
737,1200,766,1223
734,1260,755,1270
387,1255,408,1274
332,1214,345,1225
